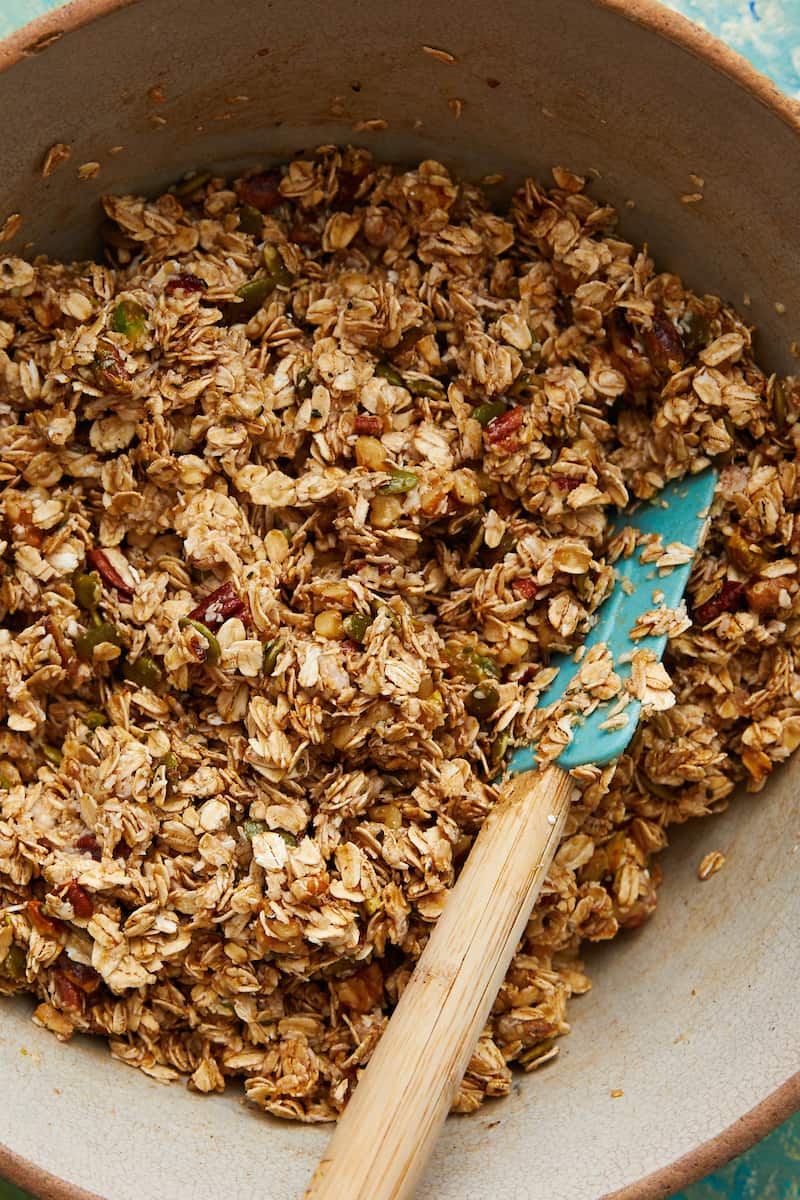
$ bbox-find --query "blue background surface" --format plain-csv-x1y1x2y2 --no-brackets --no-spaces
0,0,797,1196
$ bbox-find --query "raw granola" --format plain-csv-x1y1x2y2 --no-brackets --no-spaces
1,148,798,1120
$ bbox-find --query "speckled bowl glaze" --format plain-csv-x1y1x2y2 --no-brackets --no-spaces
0,2,799,1197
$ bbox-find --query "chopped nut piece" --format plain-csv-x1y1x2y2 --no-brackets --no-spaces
165,272,207,294
512,578,538,600
60,881,94,919
355,436,387,470
314,610,344,640
26,900,65,937
370,494,404,529
485,406,523,445
86,548,135,601
354,413,383,435
235,170,282,212
746,577,786,615
188,581,248,630
694,581,745,625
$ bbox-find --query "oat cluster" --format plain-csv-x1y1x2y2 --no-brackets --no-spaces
1,147,798,1120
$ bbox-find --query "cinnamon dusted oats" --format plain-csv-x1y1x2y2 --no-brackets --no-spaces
1,147,798,1120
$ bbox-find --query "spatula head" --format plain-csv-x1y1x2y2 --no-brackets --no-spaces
509,468,718,773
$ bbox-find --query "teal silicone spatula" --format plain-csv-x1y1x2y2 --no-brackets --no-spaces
306,468,718,1200
510,466,719,773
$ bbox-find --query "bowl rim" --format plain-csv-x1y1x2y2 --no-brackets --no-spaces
0,0,798,1197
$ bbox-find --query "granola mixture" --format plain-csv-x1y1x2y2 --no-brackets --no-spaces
1,147,798,1120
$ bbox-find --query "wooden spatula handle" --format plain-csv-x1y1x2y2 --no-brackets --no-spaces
305,764,575,1200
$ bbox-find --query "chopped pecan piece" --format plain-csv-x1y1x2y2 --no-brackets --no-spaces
164,272,207,295
512,578,538,600
26,900,66,937
485,405,524,445
86,549,135,602
235,170,282,213
60,880,94,919
354,414,383,435
693,580,745,625
187,581,249,630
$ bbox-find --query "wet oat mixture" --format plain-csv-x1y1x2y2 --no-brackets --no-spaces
1,148,798,1119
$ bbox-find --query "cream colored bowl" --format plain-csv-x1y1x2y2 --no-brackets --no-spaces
1,2,799,1197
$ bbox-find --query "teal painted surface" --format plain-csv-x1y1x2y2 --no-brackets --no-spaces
675,1119,800,1200
0,1,797,1198
0,1,59,38
666,0,800,99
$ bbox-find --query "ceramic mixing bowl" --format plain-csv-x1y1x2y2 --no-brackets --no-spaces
0,1,799,1197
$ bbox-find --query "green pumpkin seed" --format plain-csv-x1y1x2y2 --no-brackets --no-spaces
73,570,102,611
0,944,26,980
408,377,446,400
342,613,371,643
490,729,510,767
122,654,163,690
263,640,283,674
518,1038,555,1067
172,170,211,198
466,682,500,719
470,652,500,679
238,205,264,236
75,622,122,662
374,362,406,388
681,309,712,356
380,469,418,494
179,617,221,665
243,819,267,841
263,243,293,287
445,644,499,684
509,370,537,398
161,751,179,776
83,711,107,730
110,299,147,348
472,400,507,427
160,751,180,796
